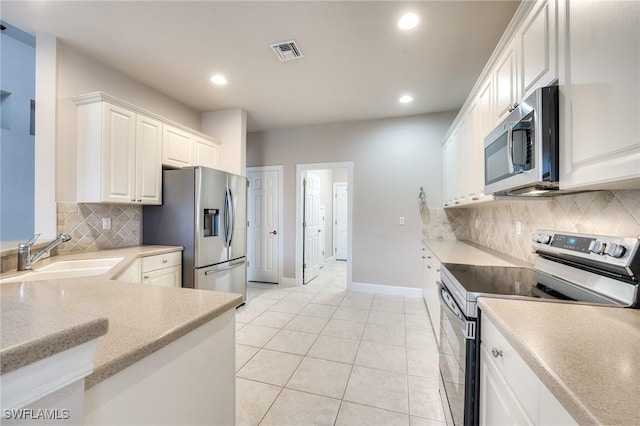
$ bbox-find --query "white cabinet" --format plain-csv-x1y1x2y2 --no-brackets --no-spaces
421,244,441,343
442,132,458,207
141,251,182,288
163,124,194,169
518,0,558,100
76,100,162,205
195,136,220,169
480,315,577,426
115,252,182,287
494,39,519,122
135,115,163,204
558,0,640,190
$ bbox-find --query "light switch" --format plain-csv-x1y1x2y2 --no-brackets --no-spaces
399,217,405,226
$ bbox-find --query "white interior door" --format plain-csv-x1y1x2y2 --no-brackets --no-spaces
247,169,279,283
319,205,326,270
333,182,348,261
303,172,321,284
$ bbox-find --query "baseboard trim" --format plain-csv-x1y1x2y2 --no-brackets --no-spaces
279,277,297,288
349,282,423,297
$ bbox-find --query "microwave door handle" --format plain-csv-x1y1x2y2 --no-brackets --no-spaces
507,125,515,174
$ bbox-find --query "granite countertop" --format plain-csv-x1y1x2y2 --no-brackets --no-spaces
0,246,242,389
422,239,531,267
478,298,640,425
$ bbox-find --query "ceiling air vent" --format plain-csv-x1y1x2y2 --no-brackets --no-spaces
271,40,303,62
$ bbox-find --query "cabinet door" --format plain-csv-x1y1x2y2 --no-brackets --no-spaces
136,115,163,205
442,134,457,207
163,125,194,168
479,346,534,426
494,40,519,121
195,137,219,169
102,103,136,203
116,259,142,284
559,0,640,189
518,0,557,99
142,265,182,287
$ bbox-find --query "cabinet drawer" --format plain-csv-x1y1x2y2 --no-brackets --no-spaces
481,315,538,420
141,251,182,273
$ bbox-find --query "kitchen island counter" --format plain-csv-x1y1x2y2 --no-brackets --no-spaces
478,297,640,425
0,245,241,388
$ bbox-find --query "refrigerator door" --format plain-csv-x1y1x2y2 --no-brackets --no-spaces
227,173,247,261
195,258,247,303
195,167,229,267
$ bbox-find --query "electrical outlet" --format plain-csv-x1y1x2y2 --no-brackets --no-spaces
516,220,522,235
399,216,405,226
102,217,111,230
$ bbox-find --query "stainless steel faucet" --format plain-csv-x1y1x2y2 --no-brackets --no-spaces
17,233,72,271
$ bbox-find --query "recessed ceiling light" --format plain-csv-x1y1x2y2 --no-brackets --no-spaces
398,12,420,30
210,75,227,85
399,95,413,104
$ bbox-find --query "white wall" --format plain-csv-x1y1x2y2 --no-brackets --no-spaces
247,112,455,289
201,108,247,176
56,42,202,201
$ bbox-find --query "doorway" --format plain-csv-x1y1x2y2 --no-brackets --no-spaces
296,162,353,287
247,166,283,284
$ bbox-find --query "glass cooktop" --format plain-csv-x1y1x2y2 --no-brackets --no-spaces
441,263,571,300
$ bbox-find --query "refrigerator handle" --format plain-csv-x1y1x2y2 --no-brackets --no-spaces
223,189,230,246
227,188,234,247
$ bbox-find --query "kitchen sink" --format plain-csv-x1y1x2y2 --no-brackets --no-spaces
0,257,123,284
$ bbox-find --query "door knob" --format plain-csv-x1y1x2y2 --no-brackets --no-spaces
269,231,278,235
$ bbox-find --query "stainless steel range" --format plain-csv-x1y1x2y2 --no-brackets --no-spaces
438,230,640,426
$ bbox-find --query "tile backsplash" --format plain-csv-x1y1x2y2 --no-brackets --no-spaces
421,207,469,240
56,202,142,254
433,190,640,264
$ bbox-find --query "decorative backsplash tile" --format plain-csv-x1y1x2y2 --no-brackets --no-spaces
421,207,469,240
466,190,640,263
56,202,142,254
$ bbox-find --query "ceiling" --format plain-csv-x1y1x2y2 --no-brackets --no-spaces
2,1,519,132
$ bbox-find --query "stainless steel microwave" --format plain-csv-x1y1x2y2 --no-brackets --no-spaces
484,86,559,196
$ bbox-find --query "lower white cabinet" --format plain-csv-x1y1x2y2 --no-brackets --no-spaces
116,252,182,288
422,244,441,343
480,314,577,426
141,252,182,288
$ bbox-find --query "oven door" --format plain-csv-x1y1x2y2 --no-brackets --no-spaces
438,281,478,426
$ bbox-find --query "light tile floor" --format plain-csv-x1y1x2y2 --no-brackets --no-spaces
235,260,446,426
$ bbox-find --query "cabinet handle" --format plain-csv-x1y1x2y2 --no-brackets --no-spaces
137,199,142,202
162,259,168,263
427,265,432,269
491,348,503,358
427,256,432,259
143,275,149,279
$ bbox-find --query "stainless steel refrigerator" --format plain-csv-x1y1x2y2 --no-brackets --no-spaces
143,166,247,302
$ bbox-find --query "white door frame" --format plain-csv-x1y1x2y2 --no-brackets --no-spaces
295,162,353,288
333,182,348,261
247,166,284,284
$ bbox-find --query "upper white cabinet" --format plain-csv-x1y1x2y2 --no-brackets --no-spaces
494,39,519,122
75,92,224,205
557,0,640,190
163,125,194,169
195,136,220,169
76,99,162,205
136,115,163,204
518,0,558,99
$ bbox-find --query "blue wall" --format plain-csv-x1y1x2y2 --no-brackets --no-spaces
1,24,35,240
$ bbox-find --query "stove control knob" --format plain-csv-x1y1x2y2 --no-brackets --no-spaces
589,240,606,255
604,243,626,258
532,233,552,244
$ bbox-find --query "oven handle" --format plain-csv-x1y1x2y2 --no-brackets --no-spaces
437,281,476,340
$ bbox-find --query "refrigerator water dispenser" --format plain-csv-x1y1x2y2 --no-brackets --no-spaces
203,208,219,237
